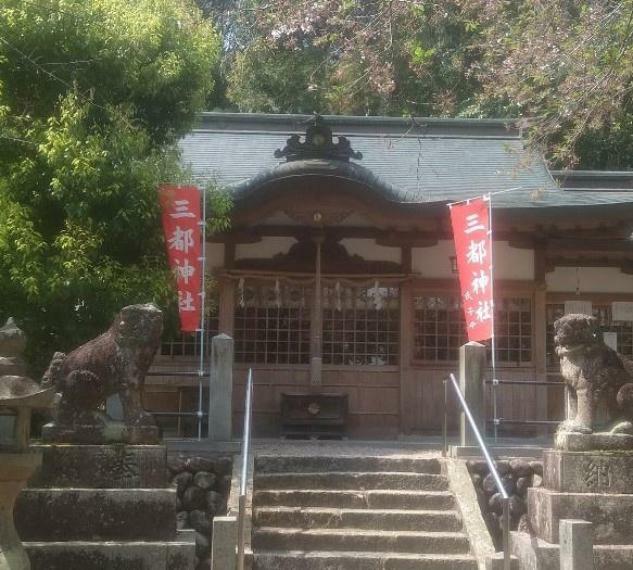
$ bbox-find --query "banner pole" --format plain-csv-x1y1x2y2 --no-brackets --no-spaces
197,186,207,441
486,193,498,442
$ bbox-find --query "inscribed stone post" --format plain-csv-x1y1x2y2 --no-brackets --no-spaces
208,334,234,441
459,341,486,446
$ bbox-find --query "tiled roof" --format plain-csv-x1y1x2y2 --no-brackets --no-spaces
179,113,633,210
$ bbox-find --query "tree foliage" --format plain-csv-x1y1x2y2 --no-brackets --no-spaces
224,0,483,116
208,0,633,168
471,0,633,167
0,0,221,370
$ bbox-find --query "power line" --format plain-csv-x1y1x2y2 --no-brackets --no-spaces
0,35,134,129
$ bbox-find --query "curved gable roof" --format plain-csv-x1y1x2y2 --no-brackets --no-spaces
179,113,633,210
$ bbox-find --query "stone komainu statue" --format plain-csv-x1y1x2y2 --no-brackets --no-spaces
554,313,633,437
41,303,163,443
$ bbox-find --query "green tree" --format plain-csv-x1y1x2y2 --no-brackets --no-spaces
211,0,633,168
223,0,483,116
471,0,633,167
0,0,221,371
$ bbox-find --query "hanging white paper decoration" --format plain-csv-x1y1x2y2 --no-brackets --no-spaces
275,279,281,308
238,278,245,308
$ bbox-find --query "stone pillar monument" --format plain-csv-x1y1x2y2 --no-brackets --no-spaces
459,341,486,446
208,333,234,442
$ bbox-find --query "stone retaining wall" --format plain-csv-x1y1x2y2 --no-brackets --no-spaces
466,458,543,548
167,454,233,570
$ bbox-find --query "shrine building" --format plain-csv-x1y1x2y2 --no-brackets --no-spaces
146,112,633,439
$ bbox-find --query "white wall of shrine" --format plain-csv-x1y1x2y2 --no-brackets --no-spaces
340,238,401,263
206,243,225,270
235,237,297,260
412,241,454,277
494,241,534,280
546,266,633,293
412,240,534,280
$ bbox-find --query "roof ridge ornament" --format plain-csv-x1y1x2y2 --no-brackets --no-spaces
274,114,363,162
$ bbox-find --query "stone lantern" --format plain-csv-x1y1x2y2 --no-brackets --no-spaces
0,376,56,570
0,318,56,570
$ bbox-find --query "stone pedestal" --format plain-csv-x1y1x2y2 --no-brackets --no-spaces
15,445,195,570
529,449,633,545
513,448,633,569
0,453,41,570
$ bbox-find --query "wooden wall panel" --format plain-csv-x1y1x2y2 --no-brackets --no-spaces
402,365,554,434
228,365,400,438
230,365,400,438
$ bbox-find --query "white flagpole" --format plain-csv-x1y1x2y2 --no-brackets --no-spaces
197,186,207,441
485,193,498,442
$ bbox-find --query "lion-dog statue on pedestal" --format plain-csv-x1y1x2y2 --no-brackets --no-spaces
41,303,163,444
554,313,633,449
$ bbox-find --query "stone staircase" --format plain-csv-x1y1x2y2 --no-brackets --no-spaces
248,454,479,569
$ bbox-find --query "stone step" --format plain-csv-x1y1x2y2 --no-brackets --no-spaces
254,506,463,532
24,540,196,570
251,551,478,570
16,488,177,541
254,455,442,474
252,527,471,555
253,489,455,510
255,471,448,491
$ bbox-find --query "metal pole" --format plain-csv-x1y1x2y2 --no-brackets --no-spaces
486,193,499,442
236,494,246,570
503,496,511,570
443,377,448,458
197,186,207,441
237,369,253,570
447,372,511,568
449,374,507,497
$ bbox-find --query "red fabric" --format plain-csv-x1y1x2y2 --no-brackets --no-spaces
449,197,494,342
159,185,202,332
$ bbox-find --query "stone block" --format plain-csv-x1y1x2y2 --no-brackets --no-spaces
15,488,177,541
510,531,561,570
555,432,633,452
528,487,633,544
559,519,593,570
511,530,633,570
42,422,160,445
543,449,633,494
29,444,167,488
24,540,196,570
485,552,519,570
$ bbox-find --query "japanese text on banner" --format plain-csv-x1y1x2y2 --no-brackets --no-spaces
449,197,494,342
159,185,202,332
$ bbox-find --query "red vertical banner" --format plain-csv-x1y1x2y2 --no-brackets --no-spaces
449,196,494,342
159,185,202,332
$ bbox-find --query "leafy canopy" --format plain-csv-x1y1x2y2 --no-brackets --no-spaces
211,0,633,168
0,0,221,370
